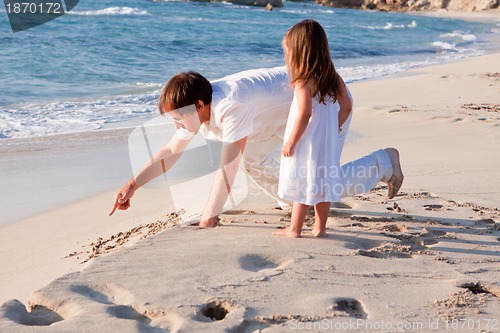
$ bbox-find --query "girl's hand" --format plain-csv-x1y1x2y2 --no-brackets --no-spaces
281,141,295,157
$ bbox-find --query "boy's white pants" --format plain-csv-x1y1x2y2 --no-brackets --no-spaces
242,113,393,203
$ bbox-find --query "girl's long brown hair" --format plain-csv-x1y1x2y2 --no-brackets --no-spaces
284,19,342,104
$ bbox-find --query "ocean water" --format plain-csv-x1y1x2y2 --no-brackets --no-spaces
0,0,498,139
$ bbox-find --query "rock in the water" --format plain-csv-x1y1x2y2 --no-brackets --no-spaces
228,0,283,7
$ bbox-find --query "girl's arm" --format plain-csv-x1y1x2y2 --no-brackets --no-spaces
282,80,313,157
337,76,352,130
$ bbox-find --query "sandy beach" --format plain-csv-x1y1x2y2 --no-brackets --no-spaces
1,27,499,332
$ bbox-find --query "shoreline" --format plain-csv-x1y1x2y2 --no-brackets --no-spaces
0,127,135,227
411,8,500,23
2,10,499,144
1,20,499,330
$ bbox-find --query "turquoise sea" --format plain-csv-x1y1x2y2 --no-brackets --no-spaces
0,0,498,138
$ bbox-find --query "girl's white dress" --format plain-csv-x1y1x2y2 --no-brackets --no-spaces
278,92,342,205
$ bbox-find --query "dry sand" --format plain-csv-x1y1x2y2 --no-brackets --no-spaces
1,42,499,332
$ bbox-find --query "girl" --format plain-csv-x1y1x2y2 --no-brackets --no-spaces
275,19,351,238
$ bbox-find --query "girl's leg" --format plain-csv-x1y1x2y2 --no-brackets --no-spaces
312,202,330,237
273,202,309,238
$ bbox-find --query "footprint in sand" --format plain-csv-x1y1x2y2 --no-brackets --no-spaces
350,216,396,223
423,204,444,211
196,299,233,322
0,300,64,326
353,227,448,258
344,238,383,251
445,201,500,219
107,305,152,324
383,228,449,248
244,299,368,330
0,283,177,330
420,229,447,238
356,248,413,259
239,254,291,273
331,298,367,318
71,284,175,328
459,282,500,298
66,289,151,325
332,202,352,209
434,282,500,319
378,223,407,232
349,239,413,259
192,298,247,332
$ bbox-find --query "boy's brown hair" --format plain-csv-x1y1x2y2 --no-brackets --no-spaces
157,71,212,114
283,19,342,104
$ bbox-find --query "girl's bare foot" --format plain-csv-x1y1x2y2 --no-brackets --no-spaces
273,227,301,238
311,228,327,238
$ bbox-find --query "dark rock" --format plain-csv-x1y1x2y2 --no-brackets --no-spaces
225,0,283,6
317,0,499,11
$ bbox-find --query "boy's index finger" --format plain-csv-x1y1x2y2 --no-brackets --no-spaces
109,192,124,216
109,203,118,216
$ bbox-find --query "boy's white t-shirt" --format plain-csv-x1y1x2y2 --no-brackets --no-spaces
176,67,293,143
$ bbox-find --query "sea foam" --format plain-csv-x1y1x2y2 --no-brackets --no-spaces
69,7,150,16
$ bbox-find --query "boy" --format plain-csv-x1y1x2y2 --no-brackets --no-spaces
109,67,403,227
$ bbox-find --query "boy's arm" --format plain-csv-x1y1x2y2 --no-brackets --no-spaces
109,134,192,215
281,81,312,157
199,136,247,227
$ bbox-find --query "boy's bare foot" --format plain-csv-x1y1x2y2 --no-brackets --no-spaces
273,227,301,238
384,148,404,199
387,175,403,199
311,228,327,238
